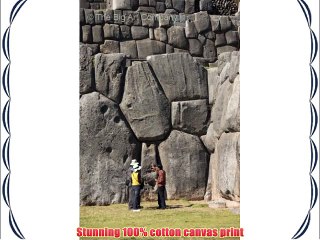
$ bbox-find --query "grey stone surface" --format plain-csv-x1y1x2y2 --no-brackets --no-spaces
194,11,210,33
141,13,156,27
210,15,220,32
200,123,219,153
185,20,198,38
103,23,120,40
172,99,209,135
92,25,104,43
221,75,240,132
122,11,142,26
80,45,94,94
100,40,120,54
200,0,214,12
141,143,157,176
217,45,238,55
149,28,155,39
94,10,104,25
80,9,85,25
120,40,138,58
159,130,209,200
136,39,166,59
159,14,171,28
204,154,214,201
166,44,174,53
120,62,171,141
185,0,195,14
95,53,126,103
229,51,240,82
207,67,220,105
188,38,203,56
82,25,92,43
84,9,95,25
167,26,188,49
131,26,149,39
80,92,140,206
219,16,232,32
172,0,185,12
137,6,156,13
112,0,132,10
156,2,166,12
104,9,114,23
120,25,132,39
147,53,208,101
203,39,217,62
154,27,168,42
215,33,226,47
165,0,172,8
211,132,240,201
225,30,239,46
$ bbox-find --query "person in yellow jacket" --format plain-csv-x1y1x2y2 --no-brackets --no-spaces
131,164,142,212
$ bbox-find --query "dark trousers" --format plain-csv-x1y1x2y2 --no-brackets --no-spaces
128,186,133,209
132,185,141,210
158,186,166,209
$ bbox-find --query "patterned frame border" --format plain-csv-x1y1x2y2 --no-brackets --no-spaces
292,0,319,239
1,0,28,239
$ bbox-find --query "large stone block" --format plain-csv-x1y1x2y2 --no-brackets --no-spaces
80,92,140,205
172,99,209,135
136,39,166,59
215,33,227,47
159,130,209,200
100,40,120,54
167,26,188,49
84,9,95,25
141,13,156,27
112,0,132,10
207,67,220,105
172,0,185,12
221,75,240,132
94,53,126,103
120,25,132,40
147,53,208,101
82,25,92,43
156,2,166,12
225,30,239,46
188,38,203,56
103,23,120,40
92,25,104,43
131,26,149,39
159,14,171,28
122,11,142,26
141,143,157,176
194,11,210,33
211,132,240,201
185,20,198,38
120,62,171,141
185,0,195,14
219,16,232,32
203,39,217,62
199,0,214,12
154,27,168,42
120,40,138,58
80,45,94,94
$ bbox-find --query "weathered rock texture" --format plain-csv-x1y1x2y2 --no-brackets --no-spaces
120,62,171,141
159,130,209,200
80,92,140,205
80,1,240,63
147,53,208,101
80,0,240,206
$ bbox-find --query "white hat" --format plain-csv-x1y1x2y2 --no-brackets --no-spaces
130,159,138,166
133,166,142,172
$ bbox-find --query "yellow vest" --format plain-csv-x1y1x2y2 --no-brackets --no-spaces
131,172,140,186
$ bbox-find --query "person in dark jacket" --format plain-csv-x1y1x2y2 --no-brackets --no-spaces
156,165,166,209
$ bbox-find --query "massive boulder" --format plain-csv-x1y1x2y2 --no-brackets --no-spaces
211,132,240,201
171,99,209,135
94,53,126,103
80,45,94,94
158,130,209,200
147,53,208,101
120,62,171,141
80,92,140,205
136,39,166,59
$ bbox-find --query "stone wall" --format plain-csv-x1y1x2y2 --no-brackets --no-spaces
80,3,240,63
80,0,238,15
80,0,240,206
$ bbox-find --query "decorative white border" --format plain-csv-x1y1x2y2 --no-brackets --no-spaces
1,0,28,239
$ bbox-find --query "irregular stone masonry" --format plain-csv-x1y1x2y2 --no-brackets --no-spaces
80,1,240,63
80,0,239,16
79,0,240,205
